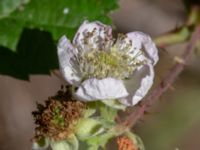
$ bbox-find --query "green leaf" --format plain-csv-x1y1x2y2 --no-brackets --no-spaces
0,28,58,80
50,134,78,150
0,0,30,18
1,0,118,51
0,18,24,52
0,0,118,79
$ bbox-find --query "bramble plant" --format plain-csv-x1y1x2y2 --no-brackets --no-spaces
32,20,158,150
0,0,200,150
31,4,200,150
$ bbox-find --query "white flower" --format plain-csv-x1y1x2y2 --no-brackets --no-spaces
57,21,158,106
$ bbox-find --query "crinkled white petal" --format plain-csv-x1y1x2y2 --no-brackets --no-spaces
75,77,128,101
118,32,158,106
119,64,154,106
73,20,112,52
127,32,159,65
57,36,81,85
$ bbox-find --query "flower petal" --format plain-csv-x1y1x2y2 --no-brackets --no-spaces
75,77,128,101
73,20,113,52
127,32,159,65
57,36,81,85
119,64,154,106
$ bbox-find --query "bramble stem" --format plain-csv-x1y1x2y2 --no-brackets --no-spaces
123,25,200,129
122,5,200,129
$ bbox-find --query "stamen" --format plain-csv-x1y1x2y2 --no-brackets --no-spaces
78,33,144,80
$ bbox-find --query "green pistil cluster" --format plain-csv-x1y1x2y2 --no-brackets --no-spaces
52,106,65,127
80,47,142,80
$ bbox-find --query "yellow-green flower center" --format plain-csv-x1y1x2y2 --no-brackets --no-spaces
80,46,143,80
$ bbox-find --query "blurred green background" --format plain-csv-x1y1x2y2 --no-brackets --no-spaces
0,0,200,150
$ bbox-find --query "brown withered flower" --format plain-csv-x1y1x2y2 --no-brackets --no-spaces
32,86,86,141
